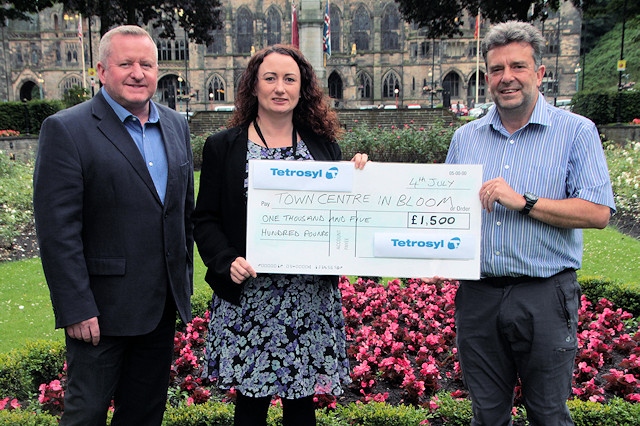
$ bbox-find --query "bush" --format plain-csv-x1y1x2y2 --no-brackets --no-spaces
573,90,640,125
0,409,59,426
0,340,65,401
333,402,429,426
162,400,234,425
0,152,33,246
567,397,640,426
0,100,64,135
338,120,455,164
579,276,640,317
191,134,206,171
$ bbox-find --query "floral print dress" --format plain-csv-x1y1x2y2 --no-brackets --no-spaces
203,139,352,399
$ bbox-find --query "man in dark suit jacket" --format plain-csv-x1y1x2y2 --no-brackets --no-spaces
33,25,194,426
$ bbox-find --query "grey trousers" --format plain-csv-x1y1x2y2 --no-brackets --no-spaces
455,269,579,426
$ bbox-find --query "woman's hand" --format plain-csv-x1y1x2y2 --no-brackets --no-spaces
350,152,369,170
230,257,257,284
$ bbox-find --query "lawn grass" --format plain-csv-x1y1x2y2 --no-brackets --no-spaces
1,227,639,354
581,227,640,289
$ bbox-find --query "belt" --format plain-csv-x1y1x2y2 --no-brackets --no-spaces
479,269,574,287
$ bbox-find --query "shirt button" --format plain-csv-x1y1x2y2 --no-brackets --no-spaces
509,139,515,144
496,221,502,226
148,161,154,167
504,165,510,170
495,251,501,256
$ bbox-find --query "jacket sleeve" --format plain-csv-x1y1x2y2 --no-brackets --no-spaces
33,113,100,328
192,128,246,304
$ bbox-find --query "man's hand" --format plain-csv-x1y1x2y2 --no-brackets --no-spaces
66,317,100,346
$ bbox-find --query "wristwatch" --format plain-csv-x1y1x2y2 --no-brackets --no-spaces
519,192,538,215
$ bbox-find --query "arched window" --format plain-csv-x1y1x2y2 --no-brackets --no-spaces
382,72,401,99
356,71,372,100
208,75,226,101
265,7,282,46
329,4,341,53
381,4,400,51
60,76,83,96
54,14,59,32
443,72,461,98
157,40,173,61
236,8,254,54
352,6,370,51
175,39,187,62
328,71,343,100
206,27,226,55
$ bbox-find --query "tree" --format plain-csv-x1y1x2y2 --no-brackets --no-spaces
393,0,569,39
64,0,223,44
0,0,56,24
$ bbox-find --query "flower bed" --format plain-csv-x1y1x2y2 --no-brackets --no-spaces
21,277,639,422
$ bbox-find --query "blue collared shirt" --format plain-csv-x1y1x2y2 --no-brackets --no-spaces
446,93,616,278
102,89,168,203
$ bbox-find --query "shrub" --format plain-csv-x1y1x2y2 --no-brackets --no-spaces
572,90,640,125
567,397,640,426
191,134,206,171
580,276,640,317
0,100,64,135
333,401,429,426
162,400,234,425
0,152,33,246
0,340,65,401
338,120,455,164
0,409,59,426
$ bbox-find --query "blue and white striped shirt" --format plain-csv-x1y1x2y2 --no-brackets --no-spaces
446,93,616,278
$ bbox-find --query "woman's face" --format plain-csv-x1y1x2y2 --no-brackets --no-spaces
255,52,301,118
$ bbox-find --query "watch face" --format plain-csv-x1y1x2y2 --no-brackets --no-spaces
524,192,538,202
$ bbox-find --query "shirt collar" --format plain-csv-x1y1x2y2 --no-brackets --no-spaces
101,88,160,124
481,92,550,133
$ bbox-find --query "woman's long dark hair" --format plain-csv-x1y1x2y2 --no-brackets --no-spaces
228,44,343,142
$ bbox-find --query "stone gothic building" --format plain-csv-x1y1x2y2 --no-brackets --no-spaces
0,0,582,111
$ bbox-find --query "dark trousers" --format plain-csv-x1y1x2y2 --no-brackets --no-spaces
234,393,316,426
60,299,177,426
455,270,579,426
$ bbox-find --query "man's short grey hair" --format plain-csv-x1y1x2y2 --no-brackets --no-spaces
98,25,157,65
482,21,545,68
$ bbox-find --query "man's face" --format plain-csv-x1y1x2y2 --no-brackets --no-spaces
485,41,545,115
97,34,158,117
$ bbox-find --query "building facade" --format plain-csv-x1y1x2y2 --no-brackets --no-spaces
0,1,582,111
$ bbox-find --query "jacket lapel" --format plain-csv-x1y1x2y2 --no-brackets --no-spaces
92,93,162,205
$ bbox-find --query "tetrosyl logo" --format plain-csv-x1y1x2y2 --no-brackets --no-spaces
269,166,341,180
390,237,463,250
325,167,339,179
447,237,461,250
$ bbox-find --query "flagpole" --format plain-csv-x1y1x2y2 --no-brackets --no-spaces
475,11,480,105
79,13,86,89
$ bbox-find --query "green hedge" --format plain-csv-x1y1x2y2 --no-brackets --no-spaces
0,340,65,401
573,90,640,125
579,275,640,316
0,100,64,135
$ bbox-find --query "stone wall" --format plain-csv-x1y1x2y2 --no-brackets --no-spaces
0,137,37,162
599,125,640,146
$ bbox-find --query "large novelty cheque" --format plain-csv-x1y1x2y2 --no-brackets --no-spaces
247,160,482,279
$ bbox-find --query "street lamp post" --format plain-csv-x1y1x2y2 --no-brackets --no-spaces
574,64,582,92
394,88,399,108
209,92,213,110
178,8,189,118
431,38,435,108
177,76,183,111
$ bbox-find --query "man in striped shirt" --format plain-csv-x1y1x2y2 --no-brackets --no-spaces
446,21,615,426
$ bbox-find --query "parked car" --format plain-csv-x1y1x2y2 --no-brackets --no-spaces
468,102,494,118
449,102,469,116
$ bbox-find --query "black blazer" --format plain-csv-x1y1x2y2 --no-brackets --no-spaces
193,124,341,305
33,91,194,335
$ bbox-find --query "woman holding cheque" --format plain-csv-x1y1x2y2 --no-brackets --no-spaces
192,44,367,426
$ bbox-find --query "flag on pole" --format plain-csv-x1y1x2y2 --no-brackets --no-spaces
291,3,299,48
474,13,480,40
78,16,83,41
323,1,331,57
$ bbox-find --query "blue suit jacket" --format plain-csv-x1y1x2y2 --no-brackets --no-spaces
33,91,194,335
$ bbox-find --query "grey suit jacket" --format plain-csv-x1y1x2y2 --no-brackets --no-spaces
33,90,194,335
